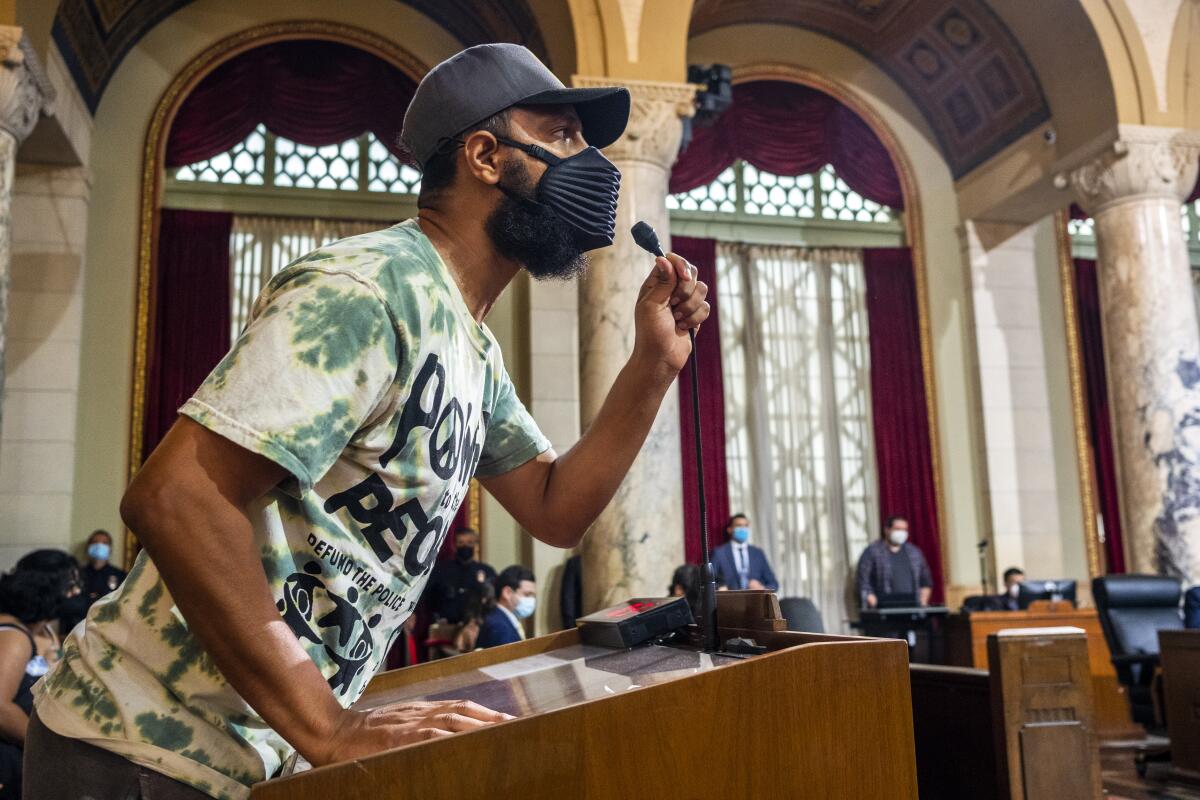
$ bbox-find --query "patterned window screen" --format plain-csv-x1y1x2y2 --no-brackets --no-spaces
718,242,877,633
229,215,380,339
668,161,894,225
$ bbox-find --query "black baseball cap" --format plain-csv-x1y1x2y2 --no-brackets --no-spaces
401,43,630,167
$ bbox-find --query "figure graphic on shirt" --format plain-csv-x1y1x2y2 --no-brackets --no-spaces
276,562,326,645
277,561,380,694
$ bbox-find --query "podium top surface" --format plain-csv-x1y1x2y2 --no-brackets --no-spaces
357,642,742,718
859,606,949,617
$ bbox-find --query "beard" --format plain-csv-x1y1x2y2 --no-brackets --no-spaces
485,157,589,281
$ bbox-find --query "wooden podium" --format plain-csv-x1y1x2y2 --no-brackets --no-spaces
252,592,918,799
944,604,1140,740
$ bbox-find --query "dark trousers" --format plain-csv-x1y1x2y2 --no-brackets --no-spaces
23,710,211,800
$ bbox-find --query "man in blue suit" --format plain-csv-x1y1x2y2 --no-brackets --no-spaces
476,565,537,648
712,514,779,592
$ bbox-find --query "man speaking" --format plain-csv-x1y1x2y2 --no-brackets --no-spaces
27,44,709,799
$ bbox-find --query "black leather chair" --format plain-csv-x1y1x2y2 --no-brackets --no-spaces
779,597,824,633
1092,574,1183,775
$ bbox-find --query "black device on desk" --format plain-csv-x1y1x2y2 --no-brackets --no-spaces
577,596,695,649
1017,579,1077,609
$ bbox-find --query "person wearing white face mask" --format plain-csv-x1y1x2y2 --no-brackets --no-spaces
476,565,537,649
997,567,1026,611
854,516,934,609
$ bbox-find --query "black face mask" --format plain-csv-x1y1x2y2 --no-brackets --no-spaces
494,137,621,252
485,157,587,280
455,546,475,563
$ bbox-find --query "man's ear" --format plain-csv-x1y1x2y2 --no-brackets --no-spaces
462,130,503,186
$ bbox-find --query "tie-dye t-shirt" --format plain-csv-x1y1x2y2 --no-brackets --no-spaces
34,219,550,800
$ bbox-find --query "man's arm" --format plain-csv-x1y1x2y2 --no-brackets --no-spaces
482,254,708,547
917,550,934,607
122,418,510,767
855,549,877,608
758,550,780,593
0,631,30,744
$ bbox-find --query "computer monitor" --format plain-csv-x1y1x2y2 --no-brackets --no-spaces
1017,579,1077,610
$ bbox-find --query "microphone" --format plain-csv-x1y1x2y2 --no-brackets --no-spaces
631,221,719,652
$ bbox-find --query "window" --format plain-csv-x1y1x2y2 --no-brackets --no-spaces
667,161,903,248
172,124,422,195
719,242,877,632
229,216,381,338
167,126,424,334
668,161,896,223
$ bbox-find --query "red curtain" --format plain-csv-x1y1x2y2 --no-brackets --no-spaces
862,248,944,602
672,236,730,563
166,39,417,167
670,80,904,210
143,210,233,460
1073,258,1126,572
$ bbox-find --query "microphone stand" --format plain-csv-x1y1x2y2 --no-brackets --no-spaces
977,539,990,597
630,221,719,652
687,327,720,652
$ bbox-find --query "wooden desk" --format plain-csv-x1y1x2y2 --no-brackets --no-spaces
252,592,918,799
1160,629,1200,781
910,665,997,800
945,607,1140,740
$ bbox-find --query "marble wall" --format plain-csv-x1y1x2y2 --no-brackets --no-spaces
0,164,89,568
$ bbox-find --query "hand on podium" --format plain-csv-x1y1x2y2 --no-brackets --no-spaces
311,700,513,766
748,579,766,591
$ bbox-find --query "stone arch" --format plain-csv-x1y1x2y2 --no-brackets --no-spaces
568,0,694,81
686,21,988,593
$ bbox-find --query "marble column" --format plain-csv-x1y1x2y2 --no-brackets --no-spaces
574,77,697,612
1067,126,1200,584
0,27,54,449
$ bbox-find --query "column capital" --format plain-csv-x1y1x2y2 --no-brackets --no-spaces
571,76,697,170
0,26,54,144
1063,125,1200,217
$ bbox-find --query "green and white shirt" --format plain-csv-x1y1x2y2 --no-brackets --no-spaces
35,220,550,800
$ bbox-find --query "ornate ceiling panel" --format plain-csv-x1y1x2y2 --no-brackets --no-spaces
690,0,1050,178
51,0,548,113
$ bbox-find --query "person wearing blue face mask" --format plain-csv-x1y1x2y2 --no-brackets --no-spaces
79,529,126,608
476,565,537,649
712,514,779,592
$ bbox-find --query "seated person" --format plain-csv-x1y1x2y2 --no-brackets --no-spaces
476,566,536,649
79,529,127,607
426,527,497,625
0,569,64,799
855,515,933,608
13,549,84,661
996,567,1025,611
452,581,495,654
712,514,779,592
668,564,700,616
